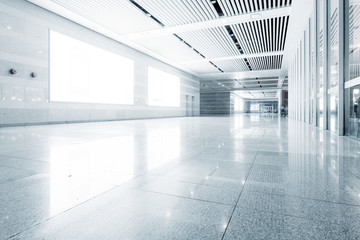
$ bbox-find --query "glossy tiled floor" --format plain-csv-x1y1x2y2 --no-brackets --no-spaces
1,114,360,239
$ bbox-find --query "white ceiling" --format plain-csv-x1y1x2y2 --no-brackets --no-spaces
27,0,294,99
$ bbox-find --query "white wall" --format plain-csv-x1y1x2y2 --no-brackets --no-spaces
0,0,200,127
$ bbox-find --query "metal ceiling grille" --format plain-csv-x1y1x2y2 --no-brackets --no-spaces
215,0,292,15
134,0,219,26
247,55,283,70
227,16,289,55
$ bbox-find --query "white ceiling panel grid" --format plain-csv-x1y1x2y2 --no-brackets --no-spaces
48,0,161,34
26,0,293,99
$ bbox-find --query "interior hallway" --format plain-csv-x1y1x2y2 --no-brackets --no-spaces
1,114,360,239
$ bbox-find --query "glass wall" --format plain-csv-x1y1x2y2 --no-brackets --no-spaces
346,0,360,139
347,86,360,138
289,0,360,138
328,0,340,132
317,0,325,128
349,1,360,81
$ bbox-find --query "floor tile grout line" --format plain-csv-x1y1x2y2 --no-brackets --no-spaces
129,188,235,207
220,133,265,240
5,174,146,240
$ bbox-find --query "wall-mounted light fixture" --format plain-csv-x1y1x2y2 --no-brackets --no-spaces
31,72,37,78
9,69,17,75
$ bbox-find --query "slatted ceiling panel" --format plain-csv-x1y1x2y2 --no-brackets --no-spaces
181,61,220,74
217,0,292,15
179,27,240,58
247,55,283,70
229,16,289,54
132,35,204,62
49,0,161,34
134,0,219,26
213,59,250,72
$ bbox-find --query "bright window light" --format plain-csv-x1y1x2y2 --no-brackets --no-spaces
148,67,180,107
50,30,134,105
250,103,260,111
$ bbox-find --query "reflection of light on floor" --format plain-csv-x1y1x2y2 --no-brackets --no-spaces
50,136,134,216
250,114,260,121
234,114,243,130
330,114,337,132
147,127,180,171
319,116,324,129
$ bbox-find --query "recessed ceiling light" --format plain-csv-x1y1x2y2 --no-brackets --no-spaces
6,26,11,30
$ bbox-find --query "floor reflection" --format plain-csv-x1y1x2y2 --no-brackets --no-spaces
147,127,180,171
50,136,134,215
1,114,360,239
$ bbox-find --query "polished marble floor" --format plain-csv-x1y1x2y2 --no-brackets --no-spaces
1,114,360,239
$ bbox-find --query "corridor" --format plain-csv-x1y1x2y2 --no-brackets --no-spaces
1,114,360,239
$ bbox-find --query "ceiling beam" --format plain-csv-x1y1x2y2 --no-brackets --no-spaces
178,51,284,64
199,69,286,80
124,6,291,40
242,98,279,101
201,78,280,84
201,87,285,93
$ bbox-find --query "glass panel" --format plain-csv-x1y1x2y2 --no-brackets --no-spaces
346,1,360,139
327,0,339,132
317,0,325,127
349,1,360,81
329,93,339,132
329,0,339,88
347,86,360,138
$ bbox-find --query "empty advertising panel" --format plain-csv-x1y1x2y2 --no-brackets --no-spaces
50,30,134,105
